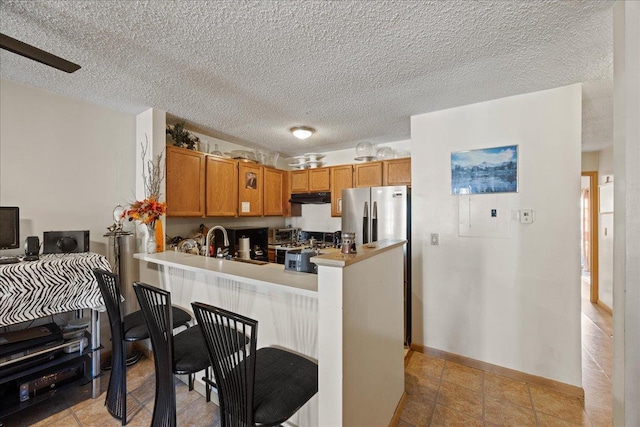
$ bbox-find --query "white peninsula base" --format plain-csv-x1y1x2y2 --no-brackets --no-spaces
135,239,405,426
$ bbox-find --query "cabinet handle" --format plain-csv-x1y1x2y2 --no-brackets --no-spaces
338,198,342,213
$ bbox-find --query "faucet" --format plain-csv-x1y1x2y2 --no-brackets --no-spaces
205,226,230,258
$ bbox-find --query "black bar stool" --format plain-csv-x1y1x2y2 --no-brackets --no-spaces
192,302,318,427
133,282,212,427
92,269,196,425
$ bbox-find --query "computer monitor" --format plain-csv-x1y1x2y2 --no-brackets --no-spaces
0,207,20,250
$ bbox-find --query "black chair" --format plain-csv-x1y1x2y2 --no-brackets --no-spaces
133,282,212,427
191,302,318,427
92,269,196,425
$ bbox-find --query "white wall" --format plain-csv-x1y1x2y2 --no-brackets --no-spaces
612,2,640,424
0,79,136,257
411,85,582,386
581,151,600,171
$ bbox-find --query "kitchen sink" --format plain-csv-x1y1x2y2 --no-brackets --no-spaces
229,258,269,265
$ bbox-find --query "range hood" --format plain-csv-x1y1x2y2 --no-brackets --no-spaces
289,192,331,204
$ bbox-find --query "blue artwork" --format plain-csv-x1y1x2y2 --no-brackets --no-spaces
451,145,518,194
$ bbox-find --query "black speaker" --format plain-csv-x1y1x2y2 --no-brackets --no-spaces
43,230,90,254
24,236,40,259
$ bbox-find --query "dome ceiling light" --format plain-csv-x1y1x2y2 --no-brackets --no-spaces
290,126,315,140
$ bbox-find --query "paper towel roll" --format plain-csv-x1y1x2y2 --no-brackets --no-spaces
239,237,250,253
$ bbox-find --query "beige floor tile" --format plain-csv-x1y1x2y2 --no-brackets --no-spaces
126,358,156,391
582,367,612,396
484,395,536,426
430,404,483,427
537,411,587,426
436,380,483,420
124,405,154,427
399,394,435,427
41,413,81,427
176,395,220,426
71,393,141,427
406,351,445,379
530,386,590,425
484,371,532,409
582,346,603,372
129,378,156,405
174,380,204,411
441,361,483,393
405,371,440,402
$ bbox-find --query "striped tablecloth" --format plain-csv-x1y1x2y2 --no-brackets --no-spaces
0,252,111,327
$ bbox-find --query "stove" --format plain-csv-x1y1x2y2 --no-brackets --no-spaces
270,230,337,264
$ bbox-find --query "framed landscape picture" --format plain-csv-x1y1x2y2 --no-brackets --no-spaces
451,145,518,194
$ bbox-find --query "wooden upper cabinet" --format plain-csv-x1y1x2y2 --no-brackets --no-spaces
383,158,411,186
354,161,383,187
309,168,330,192
290,170,309,193
205,156,238,217
330,165,353,217
238,163,263,216
263,167,286,216
166,145,205,217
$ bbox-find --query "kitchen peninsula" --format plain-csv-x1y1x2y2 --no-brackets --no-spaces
135,239,405,426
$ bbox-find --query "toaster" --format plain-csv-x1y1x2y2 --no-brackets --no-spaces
284,249,317,274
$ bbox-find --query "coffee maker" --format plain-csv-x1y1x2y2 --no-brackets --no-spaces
225,227,269,262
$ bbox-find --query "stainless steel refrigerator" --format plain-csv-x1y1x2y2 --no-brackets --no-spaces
342,185,411,345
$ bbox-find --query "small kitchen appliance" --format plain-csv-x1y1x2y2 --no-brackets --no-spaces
284,249,318,274
340,232,357,254
267,227,299,245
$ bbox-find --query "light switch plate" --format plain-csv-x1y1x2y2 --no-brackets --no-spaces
430,233,439,245
520,209,534,224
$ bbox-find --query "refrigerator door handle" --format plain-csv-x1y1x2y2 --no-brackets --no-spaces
372,201,378,242
363,202,369,244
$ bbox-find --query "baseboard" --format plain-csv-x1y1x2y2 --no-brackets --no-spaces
388,392,407,427
596,300,613,314
410,343,584,399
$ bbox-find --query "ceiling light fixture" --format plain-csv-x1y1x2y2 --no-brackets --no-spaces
290,126,315,140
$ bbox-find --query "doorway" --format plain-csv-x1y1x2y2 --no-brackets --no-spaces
581,172,599,303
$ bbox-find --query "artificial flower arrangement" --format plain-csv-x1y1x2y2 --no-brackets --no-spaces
123,195,166,228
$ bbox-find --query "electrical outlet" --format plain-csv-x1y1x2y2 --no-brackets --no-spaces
430,233,439,245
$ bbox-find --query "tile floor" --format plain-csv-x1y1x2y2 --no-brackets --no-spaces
1,277,612,426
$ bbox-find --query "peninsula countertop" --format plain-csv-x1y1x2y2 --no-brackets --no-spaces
134,251,318,297
134,239,405,297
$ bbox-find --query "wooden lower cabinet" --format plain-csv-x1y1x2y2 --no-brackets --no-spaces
205,156,238,216
166,145,206,217
263,167,286,216
383,158,411,186
238,163,263,216
330,165,353,217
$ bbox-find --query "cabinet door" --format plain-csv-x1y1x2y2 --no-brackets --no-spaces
290,170,309,193
206,156,238,217
238,163,263,216
383,158,411,186
263,167,285,216
354,161,383,187
330,165,353,217
308,168,331,192
166,145,205,217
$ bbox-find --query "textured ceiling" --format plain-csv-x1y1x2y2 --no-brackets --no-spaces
0,1,613,156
